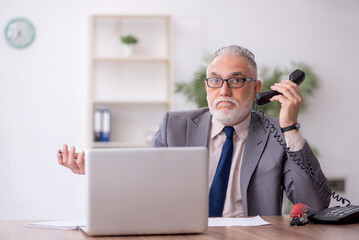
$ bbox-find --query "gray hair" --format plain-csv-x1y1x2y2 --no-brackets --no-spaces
211,45,257,76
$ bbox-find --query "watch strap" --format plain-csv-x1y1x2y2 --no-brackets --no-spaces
281,123,300,133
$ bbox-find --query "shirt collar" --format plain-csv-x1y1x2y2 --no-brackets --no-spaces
210,113,251,141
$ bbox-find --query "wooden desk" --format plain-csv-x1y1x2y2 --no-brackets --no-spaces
1,216,358,240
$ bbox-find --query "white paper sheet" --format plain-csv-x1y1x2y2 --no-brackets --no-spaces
25,216,269,230
25,218,86,230
208,216,270,227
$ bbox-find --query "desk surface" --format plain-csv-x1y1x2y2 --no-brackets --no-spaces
1,216,359,240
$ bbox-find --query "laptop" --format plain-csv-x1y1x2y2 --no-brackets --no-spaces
81,147,209,236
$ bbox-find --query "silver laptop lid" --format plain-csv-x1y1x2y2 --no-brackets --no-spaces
84,147,208,236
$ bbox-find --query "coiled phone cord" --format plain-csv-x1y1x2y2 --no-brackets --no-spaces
254,109,351,206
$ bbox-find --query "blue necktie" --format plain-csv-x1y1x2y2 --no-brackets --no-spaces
209,126,234,217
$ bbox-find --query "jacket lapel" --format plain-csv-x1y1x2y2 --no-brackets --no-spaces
186,110,212,147
240,112,270,216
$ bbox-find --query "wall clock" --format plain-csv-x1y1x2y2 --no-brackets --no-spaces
4,18,35,48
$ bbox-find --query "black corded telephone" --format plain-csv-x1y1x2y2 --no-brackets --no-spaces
255,69,305,105
308,205,359,224
254,69,359,225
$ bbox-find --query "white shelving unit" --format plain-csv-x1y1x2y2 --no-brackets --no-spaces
88,15,173,148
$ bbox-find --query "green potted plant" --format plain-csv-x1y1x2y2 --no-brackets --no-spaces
120,35,138,56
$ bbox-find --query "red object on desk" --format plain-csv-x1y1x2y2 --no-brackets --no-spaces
290,203,308,218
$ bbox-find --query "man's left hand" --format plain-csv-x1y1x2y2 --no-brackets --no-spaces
270,80,303,137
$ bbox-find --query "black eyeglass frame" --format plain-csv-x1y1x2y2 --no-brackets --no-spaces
205,77,257,89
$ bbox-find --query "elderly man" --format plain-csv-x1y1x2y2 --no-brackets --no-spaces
58,45,330,217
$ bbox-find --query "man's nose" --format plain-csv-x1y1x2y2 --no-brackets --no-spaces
219,80,232,96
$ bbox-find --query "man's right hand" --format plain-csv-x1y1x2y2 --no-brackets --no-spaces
57,144,85,175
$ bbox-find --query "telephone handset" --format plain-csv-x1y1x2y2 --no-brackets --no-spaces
255,69,305,105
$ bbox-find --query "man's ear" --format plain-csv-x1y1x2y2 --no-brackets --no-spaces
253,80,262,100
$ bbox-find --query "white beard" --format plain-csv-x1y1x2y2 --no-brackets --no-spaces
207,96,253,126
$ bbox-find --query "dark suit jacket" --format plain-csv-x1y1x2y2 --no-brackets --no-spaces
150,107,330,216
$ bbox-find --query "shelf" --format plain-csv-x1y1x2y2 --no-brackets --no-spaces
91,102,166,148
93,101,170,105
88,15,172,149
92,16,170,58
92,141,149,148
94,57,170,62
93,15,171,20
93,60,169,102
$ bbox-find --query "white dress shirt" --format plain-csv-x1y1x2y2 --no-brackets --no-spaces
208,114,305,217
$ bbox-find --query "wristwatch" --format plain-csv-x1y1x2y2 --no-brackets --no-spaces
281,123,300,133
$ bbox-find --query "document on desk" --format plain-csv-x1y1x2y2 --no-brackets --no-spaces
25,218,86,230
26,216,269,229
208,216,270,227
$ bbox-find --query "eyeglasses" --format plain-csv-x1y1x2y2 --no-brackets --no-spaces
205,77,257,89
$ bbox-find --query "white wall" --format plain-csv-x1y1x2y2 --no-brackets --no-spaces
0,0,358,220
